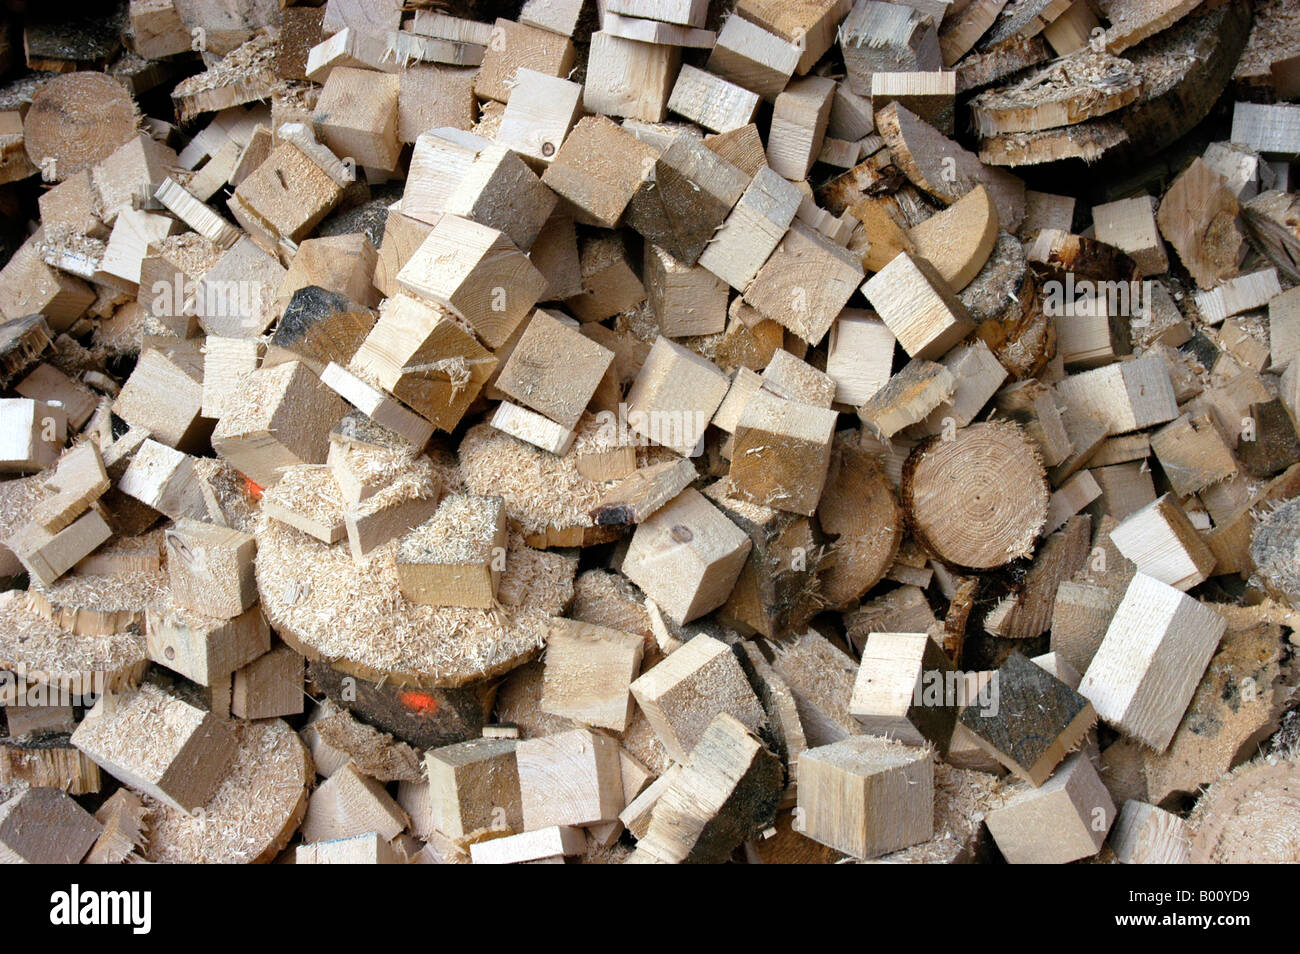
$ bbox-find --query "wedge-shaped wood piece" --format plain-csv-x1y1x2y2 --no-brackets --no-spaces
850,632,958,750
1092,195,1168,278
908,185,999,292
31,443,109,534
1156,158,1245,290
72,682,236,813
858,358,954,439
1108,493,1214,591
957,651,1096,784
591,458,698,526
517,728,624,829
301,762,410,843
0,788,102,865
345,464,441,561
542,618,645,732
730,390,838,516
796,734,934,859
1078,573,1227,751
622,489,753,625
7,507,111,587
426,737,522,840
986,752,1115,863
630,712,781,864
211,361,348,488
862,251,974,359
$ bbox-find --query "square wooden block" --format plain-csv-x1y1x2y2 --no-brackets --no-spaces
622,489,754,625
147,599,270,685
496,69,584,166
232,644,305,719
730,390,838,516
624,336,731,456
495,310,615,429
443,143,556,251
426,737,523,840
314,66,401,171
396,494,506,608
541,116,657,229
516,728,624,829
644,243,730,338
165,519,258,619
985,752,1115,864
542,618,645,731
861,251,974,359
796,734,934,859
585,31,681,123
1108,493,1215,590
228,143,343,248
850,631,959,750
473,18,576,104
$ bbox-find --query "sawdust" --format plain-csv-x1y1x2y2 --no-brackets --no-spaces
398,493,503,565
261,465,346,528
0,590,147,693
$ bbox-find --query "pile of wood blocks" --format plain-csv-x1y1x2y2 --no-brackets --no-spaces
1,0,1300,865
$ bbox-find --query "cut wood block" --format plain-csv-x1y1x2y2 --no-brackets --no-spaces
736,0,852,74
348,293,496,431
374,212,437,302
395,494,506,608
1078,573,1227,751
101,209,181,289
985,752,1114,863
910,338,1008,436
1193,268,1282,325
322,0,403,36
862,251,974,360
1238,398,1300,478
624,337,730,456
320,362,434,449
761,350,836,408
470,825,586,864
1054,356,1178,436
0,397,65,474
202,336,264,420
0,788,102,865
269,287,377,377
228,143,343,249
826,310,895,407
401,128,489,223
1230,102,1300,159
1150,413,1237,498
0,234,95,330
301,762,410,843
441,144,558,253
644,244,729,338
6,507,112,587
849,631,957,749
542,618,645,731
876,101,1026,232
112,348,207,453
496,69,584,166
1050,580,1121,674
297,833,403,865
426,737,522,839
195,236,285,338
231,644,304,719
117,439,208,521
958,651,1096,784
1110,800,1191,864
541,116,657,229
32,444,110,534
396,215,547,349
153,177,240,249
1108,494,1215,591
147,599,270,686
907,185,998,292
840,1,941,95
490,401,577,455
397,65,476,144
744,223,864,345
474,18,576,104
566,234,646,322
277,233,380,312
1156,158,1245,290
697,166,803,291
608,0,707,26
704,123,769,178
871,71,955,136
602,11,716,47
730,390,838,515
796,734,934,859
1021,189,1075,237
212,360,348,488
584,31,681,123
1092,195,1168,278
630,712,780,864
766,76,836,181
707,16,799,101
495,311,614,429
165,519,257,619
517,728,624,829
1217,318,1270,373
858,358,954,438
0,315,54,391
1043,470,1101,534
71,682,236,813
260,465,347,544
668,64,761,133
590,458,698,525
408,9,494,45
345,466,441,561
940,0,1010,65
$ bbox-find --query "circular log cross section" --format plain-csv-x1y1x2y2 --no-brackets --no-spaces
901,421,1049,570
1191,759,1300,864
23,72,140,180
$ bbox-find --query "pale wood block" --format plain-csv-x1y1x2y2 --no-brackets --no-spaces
1021,189,1075,237
840,0,941,95
1107,494,1215,591
668,64,761,133
541,115,657,229
1078,573,1227,751
129,0,193,59
232,644,304,719
1043,468,1101,533
529,209,583,301
443,144,556,253
1092,195,1167,277
1193,268,1283,325
567,234,647,321
296,832,403,864
629,632,764,760
117,438,208,521
195,236,286,338
301,762,410,843
602,11,716,46
862,251,974,359
744,222,865,345
957,651,1096,784
0,233,95,330
1091,462,1154,519
1230,101,1300,158
202,336,264,420
796,734,934,859
707,15,800,101
910,337,1008,435
1217,317,1270,373
228,143,343,249
426,737,522,840
147,599,270,686
6,507,111,587
165,518,257,619
153,177,240,249
644,243,729,337
0,397,65,474
858,357,954,438
112,348,207,453
320,362,434,448
489,401,577,455
517,728,624,829
396,494,506,608
826,310,895,406
985,752,1114,863
397,65,476,144
1156,158,1245,290
590,458,698,526
72,682,236,813
849,631,958,749
760,349,836,408
211,360,348,489
260,464,347,544
584,31,681,123
92,131,179,224
697,165,801,292
0,788,102,865
1054,356,1178,436
496,68,584,166
344,467,441,561
1110,799,1191,864
1150,413,1237,498
31,443,110,534
101,209,181,289
730,390,837,515
277,233,380,312
764,76,837,180
401,127,490,224
397,215,547,350
306,27,484,82
542,618,645,731
474,18,576,104
1050,580,1122,674
624,336,730,456
322,0,402,36
619,763,682,838
470,825,586,864
375,210,436,299
407,9,494,45
315,66,401,171
495,310,615,429
608,0,707,26
348,293,496,431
